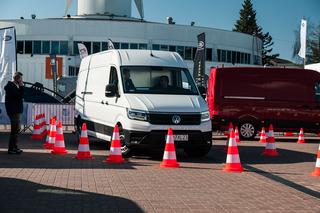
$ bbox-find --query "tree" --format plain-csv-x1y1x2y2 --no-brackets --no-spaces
293,22,320,64
233,0,278,65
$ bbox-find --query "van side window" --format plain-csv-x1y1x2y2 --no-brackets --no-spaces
315,82,320,101
109,67,118,86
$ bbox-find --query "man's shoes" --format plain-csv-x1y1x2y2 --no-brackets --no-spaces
8,149,23,154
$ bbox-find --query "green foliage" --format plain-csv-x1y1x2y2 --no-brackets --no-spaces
234,0,279,65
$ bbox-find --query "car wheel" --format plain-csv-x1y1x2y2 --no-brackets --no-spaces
118,125,132,157
184,144,212,158
239,122,257,140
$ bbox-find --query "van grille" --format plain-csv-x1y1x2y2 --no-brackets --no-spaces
149,113,201,125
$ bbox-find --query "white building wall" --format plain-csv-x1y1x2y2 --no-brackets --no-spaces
0,18,262,88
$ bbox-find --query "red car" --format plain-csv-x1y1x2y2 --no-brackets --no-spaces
207,66,320,139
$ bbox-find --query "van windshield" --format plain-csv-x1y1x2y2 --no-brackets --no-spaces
120,66,199,95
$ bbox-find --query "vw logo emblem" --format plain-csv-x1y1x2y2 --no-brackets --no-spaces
172,115,181,124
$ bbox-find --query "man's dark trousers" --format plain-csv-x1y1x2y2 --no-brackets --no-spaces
8,114,21,151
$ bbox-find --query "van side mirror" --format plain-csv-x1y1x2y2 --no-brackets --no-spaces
198,86,207,99
105,84,117,97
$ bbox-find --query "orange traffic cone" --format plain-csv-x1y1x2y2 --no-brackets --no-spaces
40,113,47,138
160,128,180,168
310,144,320,177
31,114,42,140
223,129,243,172
43,118,56,149
261,124,279,156
235,126,240,143
297,128,305,143
75,123,93,159
51,121,68,154
259,127,267,143
105,125,124,164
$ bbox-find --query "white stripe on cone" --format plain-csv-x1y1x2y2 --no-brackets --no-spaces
266,142,276,150
112,132,120,140
110,147,122,155
163,151,177,160
55,140,65,148
226,154,240,163
81,130,88,138
316,159,320,168
78,144,90,152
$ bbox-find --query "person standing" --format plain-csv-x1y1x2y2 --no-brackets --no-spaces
4,72,24,154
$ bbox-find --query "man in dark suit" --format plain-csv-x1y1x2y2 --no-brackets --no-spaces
4,72,24,154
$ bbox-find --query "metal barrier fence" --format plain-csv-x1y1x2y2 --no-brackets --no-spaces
29,103,75,125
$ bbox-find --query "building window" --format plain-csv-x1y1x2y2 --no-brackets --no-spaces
169,45,176,52
193,47,197,60
217,49,221,62
177,46,184,58
101,42,108,51
232,51,236,64
206,48,212,61
92,42,101,53
130,43,138,49
33,41,41,54
68,66,79,76
139,43,147,50
160,45,168,51
17,41,24,54
73,41,80,55
221,50,226,62
152,44,160,50
83,42,92,54
42,41,50,54
185,46,192,60
113,42,120,49
25,41,32,54
120,43,129,49
60,41,68,55
51,41,59,54
226,50,232,63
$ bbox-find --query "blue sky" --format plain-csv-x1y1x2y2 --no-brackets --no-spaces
1,0,319,61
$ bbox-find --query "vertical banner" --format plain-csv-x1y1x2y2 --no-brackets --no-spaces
108,39,115,50
50,54,58,94
0,27,16,102
78,43,88,60
193,32,206,87
298,19,307,59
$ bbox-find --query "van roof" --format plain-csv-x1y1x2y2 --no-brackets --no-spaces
110,49,187,68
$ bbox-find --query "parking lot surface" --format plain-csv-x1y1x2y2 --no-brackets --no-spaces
0,132,319,213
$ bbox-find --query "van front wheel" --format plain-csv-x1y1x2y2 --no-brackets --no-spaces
239,122,257,140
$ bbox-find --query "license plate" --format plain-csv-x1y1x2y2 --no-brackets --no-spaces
173,134,188,141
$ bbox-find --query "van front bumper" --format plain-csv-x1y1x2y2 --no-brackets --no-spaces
123,130,212,149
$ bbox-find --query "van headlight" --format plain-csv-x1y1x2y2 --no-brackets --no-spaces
201,111,210,122
127,109,149,121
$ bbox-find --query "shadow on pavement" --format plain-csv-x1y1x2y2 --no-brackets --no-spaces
243,165,320,199
213,145,317,164
0,177,144,213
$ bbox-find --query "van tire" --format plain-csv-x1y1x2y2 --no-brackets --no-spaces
118,124,132,157
184,144,212,158
239,122,257,140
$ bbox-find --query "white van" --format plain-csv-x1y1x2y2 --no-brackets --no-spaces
75,50,212,157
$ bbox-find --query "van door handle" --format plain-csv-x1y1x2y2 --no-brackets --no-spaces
105,101,109,105
101,101,104,104
81,91,93,95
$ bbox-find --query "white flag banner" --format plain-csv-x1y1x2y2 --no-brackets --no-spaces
77,43,88,60
108,39,115,50
64,0,73,17
134,0,144,19
0,27,16,102
298,19,307,59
